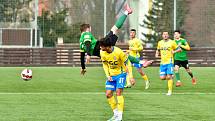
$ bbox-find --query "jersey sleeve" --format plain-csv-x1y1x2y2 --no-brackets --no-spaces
180,39,191,50
172,41,178,50
157,41,161,50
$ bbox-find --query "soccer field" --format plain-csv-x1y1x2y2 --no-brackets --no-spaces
0,67,215,121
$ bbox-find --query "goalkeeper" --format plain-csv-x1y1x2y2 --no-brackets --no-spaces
80,3,141,75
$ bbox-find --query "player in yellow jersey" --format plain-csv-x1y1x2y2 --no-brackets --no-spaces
125,29,153,89
155,31,180,96
100,38,135,121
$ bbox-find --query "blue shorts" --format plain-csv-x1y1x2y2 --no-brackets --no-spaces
160,63,174,76
131,57,142,69
105,73,126,91
132,63,143,69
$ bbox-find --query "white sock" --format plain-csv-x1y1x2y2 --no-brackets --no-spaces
117,111,123,120
113,109,118,116
123,11,128,15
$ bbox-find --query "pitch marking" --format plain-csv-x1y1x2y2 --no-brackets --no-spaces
0,92,214,95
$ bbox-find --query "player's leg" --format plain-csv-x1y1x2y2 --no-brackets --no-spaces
128,55,140,63
115,88,124,121
183,60,197,85
80,52,87,75
92,3,132,57
124,60,135,88
174,60,182,87
115,73,126,121
186,68,196,85
106,81,118,121
127,55,151,69
160,65,171,95
166,64,174,96
104,3,132,48
135,63,150,89
140,59,154,68
139,51,154,67
159,64,167,80
166,74,174,96
111,3,132,35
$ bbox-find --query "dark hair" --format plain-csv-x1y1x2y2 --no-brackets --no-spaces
80,24,90,32
99,37,112,47
174,30,181,34
130,29,136,32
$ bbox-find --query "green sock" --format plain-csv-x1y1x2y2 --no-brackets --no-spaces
115,14,127,29
175,72,180,81
128,55,140,63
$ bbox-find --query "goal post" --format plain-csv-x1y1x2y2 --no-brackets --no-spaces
0,28,41,48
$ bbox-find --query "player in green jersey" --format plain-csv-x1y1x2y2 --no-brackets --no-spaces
79,23,100,75
80,3,146,75
173,30,197,87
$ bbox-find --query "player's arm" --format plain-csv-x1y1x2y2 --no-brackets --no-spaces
179,40,190,50
120,51,134,82
101,55,112,81
83,34,93,63
172,41,182,54
85,41,91,55
102,61,110,77
102,61,112,81
155,42,160,58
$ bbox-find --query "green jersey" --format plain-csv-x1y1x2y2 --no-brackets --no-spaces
174,38,189,61
79,32,97,55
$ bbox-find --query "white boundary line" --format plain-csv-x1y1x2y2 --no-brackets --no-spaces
0,92,214,95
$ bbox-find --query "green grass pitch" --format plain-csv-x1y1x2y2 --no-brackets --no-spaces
0,67,214,121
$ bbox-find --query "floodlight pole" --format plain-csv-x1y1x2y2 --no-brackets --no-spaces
35,0,38,47
104,0,107,36
174,0,176,30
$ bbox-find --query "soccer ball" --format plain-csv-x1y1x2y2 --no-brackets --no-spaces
21,69,32,81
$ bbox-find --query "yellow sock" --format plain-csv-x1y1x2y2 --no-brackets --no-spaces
107,96,117,110
117,96,124,112
142,75,149,81
167,79,173,92
125,61,133,86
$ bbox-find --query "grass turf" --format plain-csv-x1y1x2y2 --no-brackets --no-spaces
0,67,214,121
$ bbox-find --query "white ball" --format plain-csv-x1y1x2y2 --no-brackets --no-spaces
21,69,32,81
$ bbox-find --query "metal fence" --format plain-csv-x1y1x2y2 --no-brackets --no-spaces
0,0,215,47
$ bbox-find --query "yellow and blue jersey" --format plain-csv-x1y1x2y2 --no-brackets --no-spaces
100,46,128,77
157,39,178,64
128,38,143,58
